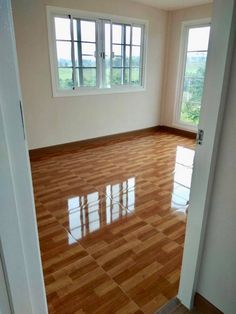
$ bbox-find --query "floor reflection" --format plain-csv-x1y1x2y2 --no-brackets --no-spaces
106,177,135,212
67,145,195,243
171,146,195,212
67,178,135,242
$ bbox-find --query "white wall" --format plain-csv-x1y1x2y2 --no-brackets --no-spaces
196,38,236,314
12,0,167,149
161,4,212,129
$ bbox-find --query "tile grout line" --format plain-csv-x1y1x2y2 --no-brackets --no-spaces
60,175,179,313
64,171,184,307
46,196,145,313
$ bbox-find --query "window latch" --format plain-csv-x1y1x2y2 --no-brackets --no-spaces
99,52,105,59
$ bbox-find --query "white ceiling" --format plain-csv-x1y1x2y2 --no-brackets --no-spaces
130,0,213,11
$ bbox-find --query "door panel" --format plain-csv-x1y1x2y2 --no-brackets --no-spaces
0,255,11,314
178,0,236,308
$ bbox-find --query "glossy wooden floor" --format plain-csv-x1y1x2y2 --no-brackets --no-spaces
31,130,195,314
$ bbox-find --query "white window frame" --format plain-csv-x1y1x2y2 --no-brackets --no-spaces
173,18,211,132
46,6,148,97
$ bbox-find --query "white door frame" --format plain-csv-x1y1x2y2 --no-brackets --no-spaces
178,0,236,308
0,0,48,313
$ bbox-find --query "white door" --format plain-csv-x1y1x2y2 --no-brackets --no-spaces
0,0,48,313
0,256,11,314
178,0,236,308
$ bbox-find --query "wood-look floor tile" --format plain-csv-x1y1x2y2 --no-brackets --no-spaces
31,130,195,313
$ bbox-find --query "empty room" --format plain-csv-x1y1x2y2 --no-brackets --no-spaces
2,0,236,314
12,0,212,312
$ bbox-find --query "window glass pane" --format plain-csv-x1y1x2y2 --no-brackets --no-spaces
112,45,122,66
74,44,97,67
131,46,141,67
79,68,96,87
112,44,122,57
73,19,78,41
187,26,210,51
112,24,122,44
83,68,96,86
131,68,140,85
105,23,111,56
112,68,122,85
132,26,142,45
124,68,130,84
55,17,71,40
112,57,122,67
105,63,111,87
180,103,201,126
182,77,204,104
81,43,96,55
180,77,204,125
82,55,96,67
58,68,73,89
125,26,131,44
104,23,111,87
125,46,130,67
74,44,79,67
56,41,72,67
81,20,96,42
185,52,207,78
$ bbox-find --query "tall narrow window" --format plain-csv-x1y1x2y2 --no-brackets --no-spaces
48,7,146,96
178,25,210,126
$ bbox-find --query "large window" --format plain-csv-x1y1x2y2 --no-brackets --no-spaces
176,23,210,128
47,7,146,96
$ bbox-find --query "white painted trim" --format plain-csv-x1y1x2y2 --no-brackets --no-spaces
178,0,236,308
51,86,146,97
0,0,48,313
46,6,148,97
173,18,211,131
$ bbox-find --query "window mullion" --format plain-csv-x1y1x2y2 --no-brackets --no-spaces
97,19,103,88
110,22,113,87
122,25,126,85
69,14,77,89
129,25,133,85
140,25,144,86
77,19,83,87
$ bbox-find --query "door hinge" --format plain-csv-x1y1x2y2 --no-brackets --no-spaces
197,129,204,145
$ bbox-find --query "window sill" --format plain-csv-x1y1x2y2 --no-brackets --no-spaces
52,86,146,97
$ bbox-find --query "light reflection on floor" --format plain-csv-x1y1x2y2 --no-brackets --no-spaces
67,145,195,243
171,146,195,213
67,178,135,243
